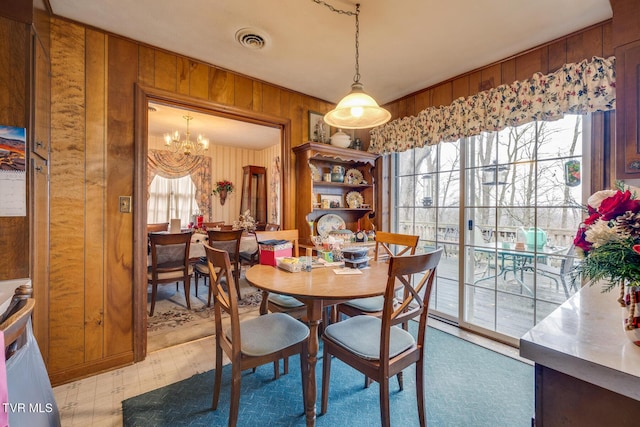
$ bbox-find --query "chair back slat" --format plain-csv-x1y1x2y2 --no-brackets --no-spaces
255,229,299,257
374,231,419,261
380,249,443,360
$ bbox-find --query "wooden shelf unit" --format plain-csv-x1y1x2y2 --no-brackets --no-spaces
293,142,379,246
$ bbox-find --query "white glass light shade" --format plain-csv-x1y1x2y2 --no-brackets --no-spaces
323,82,391,129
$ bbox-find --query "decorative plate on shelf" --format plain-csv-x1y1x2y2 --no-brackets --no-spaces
316,213,346,237
345,168,363,184
309,163,321,182
345,191,364,208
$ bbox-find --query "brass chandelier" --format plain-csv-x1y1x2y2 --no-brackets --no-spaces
164,115,209,156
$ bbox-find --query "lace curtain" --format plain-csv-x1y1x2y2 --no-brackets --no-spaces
147,149,212,219
369,56,616,154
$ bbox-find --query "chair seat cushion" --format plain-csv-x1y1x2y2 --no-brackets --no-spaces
323,315,415,360
268,293,305,308
147,265,193,281
193,263,221,275
342,296,384,312
225,312,309,356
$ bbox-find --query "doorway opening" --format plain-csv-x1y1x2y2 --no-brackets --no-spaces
134,85,291,361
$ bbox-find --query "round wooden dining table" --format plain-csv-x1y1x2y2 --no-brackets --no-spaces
245,260,391,427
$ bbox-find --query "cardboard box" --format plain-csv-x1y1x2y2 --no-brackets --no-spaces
259,241,293,266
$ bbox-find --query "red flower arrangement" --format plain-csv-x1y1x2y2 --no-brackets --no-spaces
212,180,234,195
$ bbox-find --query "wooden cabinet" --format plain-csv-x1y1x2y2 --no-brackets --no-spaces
240,165,267,224
612,0,640,179
293,142,378,246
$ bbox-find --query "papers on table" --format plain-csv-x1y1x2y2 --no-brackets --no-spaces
333,268,363,275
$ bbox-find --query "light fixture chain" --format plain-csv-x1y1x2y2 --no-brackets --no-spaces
311,1,360,83
311,0,356,17
354,3,360,84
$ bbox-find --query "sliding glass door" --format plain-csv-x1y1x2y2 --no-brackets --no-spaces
393,115,588,343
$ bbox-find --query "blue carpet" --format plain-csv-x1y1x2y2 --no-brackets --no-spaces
122,326,533,426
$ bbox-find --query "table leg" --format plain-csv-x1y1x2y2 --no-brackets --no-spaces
304,299,322,427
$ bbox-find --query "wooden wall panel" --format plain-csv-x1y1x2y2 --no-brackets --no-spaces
452,76,470,100
432,82,452,108
566,26,604,63
84,28,106,362
105,36,136,356
500,59,516,85
480,63,501,91
414,90,431,113
252,81,263,112
0,16,28,280
177,56,190,96
515,48,548,81
189,60,209,99
262,83,281,117
234,74,254,110
138,46,154,87
153,50,176,92
209,67,234,105
49,19,87,371
548,39,567,73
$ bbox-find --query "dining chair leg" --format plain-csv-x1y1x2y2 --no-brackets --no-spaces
183,276,191,309
321,342,331,414
195,272,199,298
273,360,280,379
212,340,223,410
379,377,391,427
416,358,426,427
259,290,269,315
397,372,404,391
300,341,309,412
283,357,289,375
234,268,242,300
149,284,158,316
229,363,242,427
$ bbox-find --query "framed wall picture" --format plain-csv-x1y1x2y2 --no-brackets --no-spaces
320,194,342,209
308,110,328,143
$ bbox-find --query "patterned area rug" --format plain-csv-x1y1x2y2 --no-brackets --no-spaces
147,277,262,353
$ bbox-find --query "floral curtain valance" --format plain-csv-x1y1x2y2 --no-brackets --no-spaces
369,56,616,155
147,149,212,219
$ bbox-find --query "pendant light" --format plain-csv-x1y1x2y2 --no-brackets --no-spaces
320,2,391,129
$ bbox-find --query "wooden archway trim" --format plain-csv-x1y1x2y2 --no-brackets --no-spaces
132,84,292,361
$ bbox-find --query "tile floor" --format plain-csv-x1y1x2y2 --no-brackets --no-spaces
53,317,531,427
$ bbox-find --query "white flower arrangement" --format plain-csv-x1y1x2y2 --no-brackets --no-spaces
233,210,256,231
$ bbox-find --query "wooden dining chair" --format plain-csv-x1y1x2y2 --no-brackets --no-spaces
321,249,443,427
194,229,244,302
202,221,225,230
147,231,193,316
253,230,305,317
336,231,420,320
205,244,309,426
1,297,36,360
146,222,169,232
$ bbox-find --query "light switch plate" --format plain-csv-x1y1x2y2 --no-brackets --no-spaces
119,196,132,213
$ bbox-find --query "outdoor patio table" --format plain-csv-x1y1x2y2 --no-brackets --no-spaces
245,260,391,427
472,242,565,295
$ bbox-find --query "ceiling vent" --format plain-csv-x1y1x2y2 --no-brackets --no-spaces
235,28,268,50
